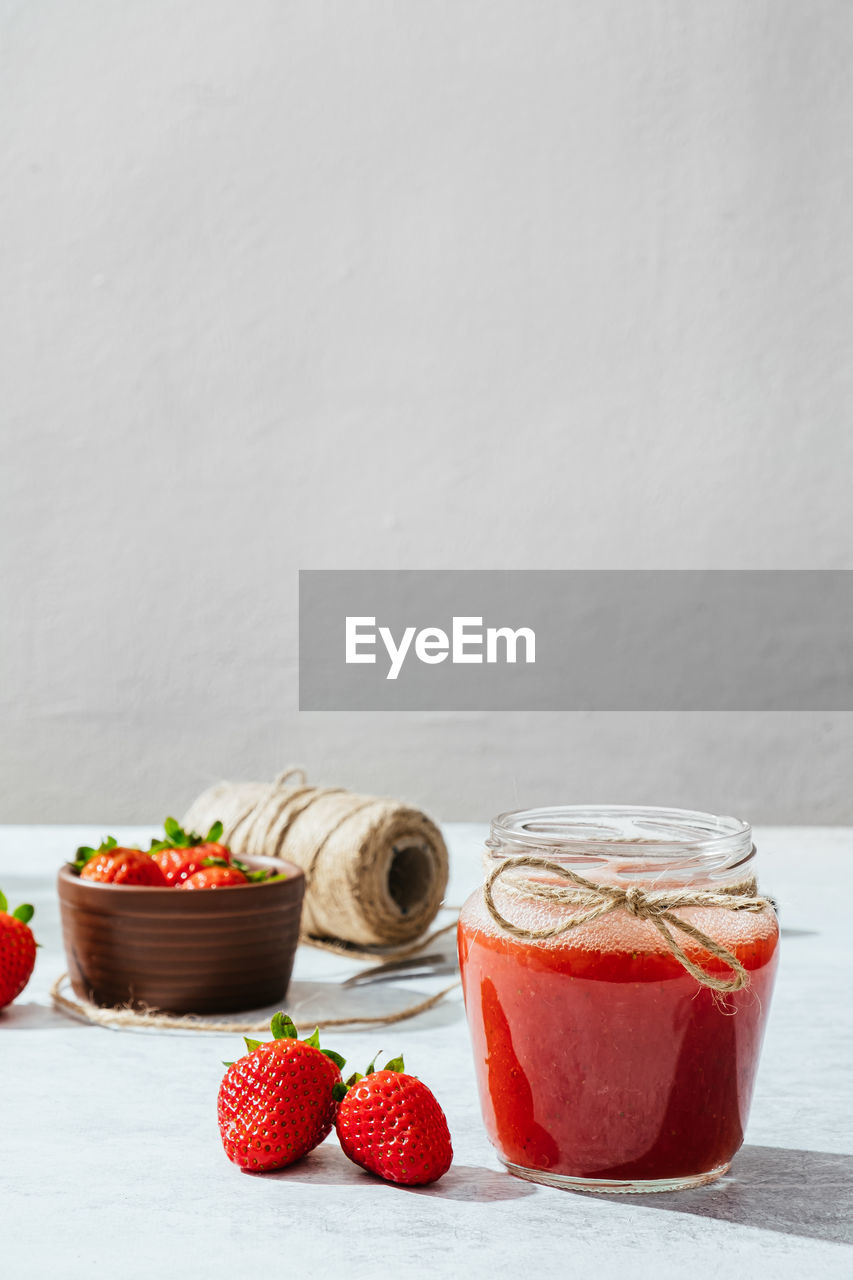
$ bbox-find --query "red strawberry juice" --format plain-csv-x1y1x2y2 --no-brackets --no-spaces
458,814,779,1191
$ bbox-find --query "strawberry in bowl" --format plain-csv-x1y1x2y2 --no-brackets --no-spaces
149,818,233,885
181,865,248,890
76,838,168,886
58,818,305,1013
72,820,273,890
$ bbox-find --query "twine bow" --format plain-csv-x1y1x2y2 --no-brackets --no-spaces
484,854,775,993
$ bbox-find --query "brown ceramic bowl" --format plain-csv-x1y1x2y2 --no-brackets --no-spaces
57,855,305,1014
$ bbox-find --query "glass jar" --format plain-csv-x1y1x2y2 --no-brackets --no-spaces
458,806,779,1193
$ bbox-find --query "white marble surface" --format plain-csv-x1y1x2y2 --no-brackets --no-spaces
1,824,851,1278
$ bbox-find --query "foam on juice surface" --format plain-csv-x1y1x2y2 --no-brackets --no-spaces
460,882,778,962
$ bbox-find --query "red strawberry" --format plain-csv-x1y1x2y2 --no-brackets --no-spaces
151,847,208,886
218,1013,345,1172
193,842,232,864
334,1055,453,1185
79,845,167,886
0,892,37,1009
148,819,235,884
180,865,248,890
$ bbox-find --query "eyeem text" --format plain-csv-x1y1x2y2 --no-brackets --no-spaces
345,616,536,681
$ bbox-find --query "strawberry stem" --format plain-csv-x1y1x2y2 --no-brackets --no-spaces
333,1051,405,1102
71,836,119,872
0,891,35,926
233,1013,347,1075
150,817,225,853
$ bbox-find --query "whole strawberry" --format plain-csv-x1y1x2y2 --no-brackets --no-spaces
218,1013,345,1172
151,846,208,886
0,891,37,1009
149,818,232,878
76,838,168,886
335,1054,453,1186
181,865,247,890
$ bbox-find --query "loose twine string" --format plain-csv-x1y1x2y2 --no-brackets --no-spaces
484,854,776,993
294,919,458,963
50,971,461,1035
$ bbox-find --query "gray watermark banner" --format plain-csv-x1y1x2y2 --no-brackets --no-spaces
298,570,853,711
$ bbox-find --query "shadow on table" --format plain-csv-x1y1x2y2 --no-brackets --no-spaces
399,1162,536,1202
0,1000,89,1029
610,1145,853,1246
263,1142,534,1202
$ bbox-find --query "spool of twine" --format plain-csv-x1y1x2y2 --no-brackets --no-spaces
182,769,450,953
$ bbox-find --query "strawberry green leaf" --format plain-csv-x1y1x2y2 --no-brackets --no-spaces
321,1048,346,1071
303,1027,321,1049
201,857,231,868
0,890,7,914
222,1060,234,1067
270,1012,298,1041
12,904,34,924
344,1071,363,1088
161,817,200,848
332,1081,348,1102
384,1055,405,1074
231,859,276,884
206,821,224,843
365,1050,382,1075
244,1037,262,1053
72,836,118,871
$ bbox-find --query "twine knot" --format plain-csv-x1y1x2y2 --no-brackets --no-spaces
484,854,775,994
622,884,646,918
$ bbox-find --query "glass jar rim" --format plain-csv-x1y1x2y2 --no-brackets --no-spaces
487,805,752,869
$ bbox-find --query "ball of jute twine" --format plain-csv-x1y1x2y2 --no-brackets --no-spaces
183,768,450,957
485,854,776,993
50,972,460,1036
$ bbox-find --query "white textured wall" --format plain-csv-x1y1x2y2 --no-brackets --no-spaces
2,1,852,824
